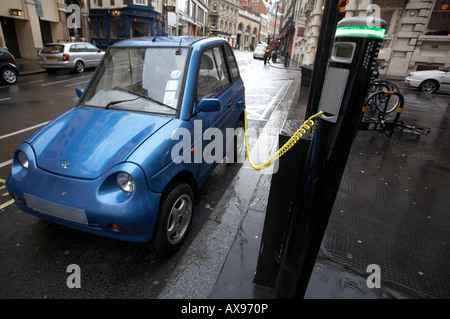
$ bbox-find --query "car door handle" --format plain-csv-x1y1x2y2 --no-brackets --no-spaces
228,101,234,108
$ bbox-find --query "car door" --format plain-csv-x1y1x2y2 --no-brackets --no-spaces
192,44,234,185
85,43,103,67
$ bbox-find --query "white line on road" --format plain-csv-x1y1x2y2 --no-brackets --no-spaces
29,79,44,84
0,121,50,140
42,75,91,86
0,97,12,102
0,159,12,168
65,80,89,87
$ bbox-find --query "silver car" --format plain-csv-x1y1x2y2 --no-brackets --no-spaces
38,42,105,73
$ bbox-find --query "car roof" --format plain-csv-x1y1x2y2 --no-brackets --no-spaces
112,36,227,48
43,42,92,46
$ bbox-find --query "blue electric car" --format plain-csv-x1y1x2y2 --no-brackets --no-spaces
6,36,246,256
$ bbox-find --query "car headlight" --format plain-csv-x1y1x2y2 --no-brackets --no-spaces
407,73,413,77
116,172,135,193
17,151,29,169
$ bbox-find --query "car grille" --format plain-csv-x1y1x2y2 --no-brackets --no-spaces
24,193,88,225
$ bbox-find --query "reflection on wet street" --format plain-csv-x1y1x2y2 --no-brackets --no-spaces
306,82,450,298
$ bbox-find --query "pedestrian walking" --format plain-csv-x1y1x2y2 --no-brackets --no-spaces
263,45,272,65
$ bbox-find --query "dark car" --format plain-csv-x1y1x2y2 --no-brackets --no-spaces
0,47,19,85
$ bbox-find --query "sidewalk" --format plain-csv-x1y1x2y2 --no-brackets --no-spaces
16,58,45,75
158,65,450,299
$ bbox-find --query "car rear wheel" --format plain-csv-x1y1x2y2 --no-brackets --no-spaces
419,80,438,93
149,181,194,256
74,61,85,73
1,68,18,85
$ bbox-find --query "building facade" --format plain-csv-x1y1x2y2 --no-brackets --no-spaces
236,8,260,49
208,0,239,45
89,1,165,48
0,0,89,59
282,0,449,77
177,0,208,36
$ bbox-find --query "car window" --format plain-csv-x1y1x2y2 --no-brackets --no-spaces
225,44,239,80
86,44,99,52
197,47,230,100
213,46,231,89
41,45,64,54
70,44,87,52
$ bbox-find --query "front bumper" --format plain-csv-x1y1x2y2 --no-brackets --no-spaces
404,77,421,88
6,143,161,243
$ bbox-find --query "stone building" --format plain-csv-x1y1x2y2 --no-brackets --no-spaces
0,0,89,59
208,0,239,45
236,7,261,49
283,0,450,77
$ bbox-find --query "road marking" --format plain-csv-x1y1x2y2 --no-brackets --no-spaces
0,121,50,140
29,79,44,84
0,199,14,210
65,80,89,87
42,74,91,86
0,159,13,168
0,97,12,102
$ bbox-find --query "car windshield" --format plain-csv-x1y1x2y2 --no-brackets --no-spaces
255,44,266,51
79,47,188,116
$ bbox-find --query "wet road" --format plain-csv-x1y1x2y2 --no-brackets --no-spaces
0,50,300,298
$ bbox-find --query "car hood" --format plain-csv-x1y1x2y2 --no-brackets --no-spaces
29,107,172,179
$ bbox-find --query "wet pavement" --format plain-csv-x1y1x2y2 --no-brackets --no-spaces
159,60,450,299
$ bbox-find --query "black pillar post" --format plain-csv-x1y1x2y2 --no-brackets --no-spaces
304,0,340,119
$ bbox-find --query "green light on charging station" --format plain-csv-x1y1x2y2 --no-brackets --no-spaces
335,26,385,38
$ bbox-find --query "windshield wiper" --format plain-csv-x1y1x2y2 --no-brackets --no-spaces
122,89,177,111
105,96,140,109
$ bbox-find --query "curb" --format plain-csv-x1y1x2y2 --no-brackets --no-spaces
157,77,302,299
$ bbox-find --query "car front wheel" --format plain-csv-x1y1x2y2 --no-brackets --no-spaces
74,61,85,73
1,68,18,85
419,80,438,93
149,181,194,256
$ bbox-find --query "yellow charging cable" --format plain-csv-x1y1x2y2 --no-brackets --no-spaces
244,109,325,171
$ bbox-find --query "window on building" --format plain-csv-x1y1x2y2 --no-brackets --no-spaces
425,0,450,35
191,2,196,20
198,7,204,24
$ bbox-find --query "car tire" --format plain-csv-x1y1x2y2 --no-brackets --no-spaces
1,67,18,85
149,181,194,257
74,61,85,74
419,80,438,93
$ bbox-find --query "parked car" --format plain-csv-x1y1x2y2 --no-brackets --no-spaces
0,47,19,85
253,43,267,59
405,67,450,93
6,36,246,256
38,42,104,73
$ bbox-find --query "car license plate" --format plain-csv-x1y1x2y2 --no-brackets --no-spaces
46,57,57,61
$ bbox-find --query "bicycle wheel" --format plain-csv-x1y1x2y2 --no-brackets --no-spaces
366,91,400,115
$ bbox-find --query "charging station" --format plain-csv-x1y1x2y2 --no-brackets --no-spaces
254,16,387,298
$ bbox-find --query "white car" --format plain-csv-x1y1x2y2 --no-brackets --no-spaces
38,42,104,73
405,67,450,93
253,44,267,59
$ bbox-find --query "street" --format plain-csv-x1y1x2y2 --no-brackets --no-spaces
0,50,301,298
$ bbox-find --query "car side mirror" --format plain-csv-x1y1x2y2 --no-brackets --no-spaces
75,87,84,98
196,98,220,113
